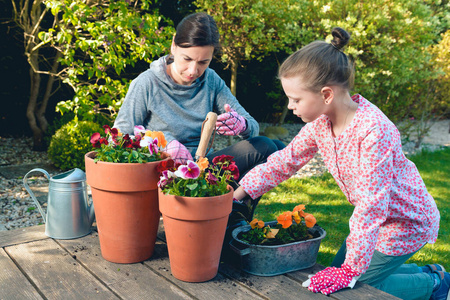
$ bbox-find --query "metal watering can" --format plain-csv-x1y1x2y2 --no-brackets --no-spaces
23,168,95,239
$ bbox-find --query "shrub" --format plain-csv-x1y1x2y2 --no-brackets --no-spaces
48,120,103,170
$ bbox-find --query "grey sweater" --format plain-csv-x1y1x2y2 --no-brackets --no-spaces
114,55,259,155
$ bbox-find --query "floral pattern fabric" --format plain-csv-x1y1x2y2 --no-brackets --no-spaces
239,94,440,274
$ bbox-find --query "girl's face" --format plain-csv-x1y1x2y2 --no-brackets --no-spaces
281,76,326,123
170,43,214,85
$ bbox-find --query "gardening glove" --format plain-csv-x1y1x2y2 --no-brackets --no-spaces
164,140,193,164
303,264,360,295
215,104,247,136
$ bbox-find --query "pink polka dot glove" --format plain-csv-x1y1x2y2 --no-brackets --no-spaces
215,104,247,136
305,264,360,295
164,140,193,164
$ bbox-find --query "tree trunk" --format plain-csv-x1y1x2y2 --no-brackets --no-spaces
36,51,61,135
278,98,289,125
27,52,44,150
226,61,239,145
230,61,238,97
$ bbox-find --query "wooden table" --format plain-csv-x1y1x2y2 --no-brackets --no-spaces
0,222,399,300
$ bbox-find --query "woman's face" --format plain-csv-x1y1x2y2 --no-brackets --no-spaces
281,76,325,123
170,42,214,85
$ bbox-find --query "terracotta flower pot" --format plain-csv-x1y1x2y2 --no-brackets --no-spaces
158,186,234,282
85,151,168,264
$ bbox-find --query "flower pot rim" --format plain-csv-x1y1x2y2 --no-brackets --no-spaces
232,220,326,249
157,185,233,199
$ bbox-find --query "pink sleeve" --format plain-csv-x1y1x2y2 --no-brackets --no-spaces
344,126,396,274
239,124,319,199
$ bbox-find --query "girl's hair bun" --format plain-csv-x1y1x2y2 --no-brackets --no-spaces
330,27,350,50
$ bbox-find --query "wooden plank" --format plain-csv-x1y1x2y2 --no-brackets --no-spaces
218,263,328,300
5,239,116,300
286,265,401,300
0,248,43,300
144,239,265,299
57,232,193,300
0,225,47,248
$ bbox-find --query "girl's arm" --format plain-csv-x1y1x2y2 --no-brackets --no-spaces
238,123,318,199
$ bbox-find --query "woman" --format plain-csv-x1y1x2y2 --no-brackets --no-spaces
114,12,284,235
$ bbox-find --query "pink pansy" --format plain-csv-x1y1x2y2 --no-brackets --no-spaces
158,170,174,188
140,136,154,148
174,161,200,180
134,125,146,137
148,138,159,155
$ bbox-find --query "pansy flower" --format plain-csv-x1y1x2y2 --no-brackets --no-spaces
277,211,293,229
174,161,200,180
134,125,146,137
293,211,302,224
206,171,219,185
304,213,317,228
145,131,167,148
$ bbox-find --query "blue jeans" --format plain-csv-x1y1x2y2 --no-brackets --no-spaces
331,239,434,300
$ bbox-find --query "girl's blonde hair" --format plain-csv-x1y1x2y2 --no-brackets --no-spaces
278,27,354,93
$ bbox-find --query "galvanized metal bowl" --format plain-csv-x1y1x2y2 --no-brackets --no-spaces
230,221,326,276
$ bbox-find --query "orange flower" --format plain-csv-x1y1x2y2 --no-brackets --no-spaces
196,157,209,171
257,220,265,229
293,204,305,213
292,211,301,224
145,131,167,148
250,219,265,229
277,211,293,229
304,213,317,228
250,218,260,229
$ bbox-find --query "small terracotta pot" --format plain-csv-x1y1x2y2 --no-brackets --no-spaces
159,186,233,282
85,151,168,263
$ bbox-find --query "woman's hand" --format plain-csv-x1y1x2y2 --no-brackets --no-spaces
216,104,247,136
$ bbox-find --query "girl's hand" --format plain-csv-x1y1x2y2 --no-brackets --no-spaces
306,264,360,295
215,104,247,136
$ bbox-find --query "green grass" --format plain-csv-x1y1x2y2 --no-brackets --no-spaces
254,146,450,268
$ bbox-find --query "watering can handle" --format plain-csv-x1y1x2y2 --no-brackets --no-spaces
23,168,50,223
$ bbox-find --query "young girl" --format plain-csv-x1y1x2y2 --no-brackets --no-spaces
233,27,447,300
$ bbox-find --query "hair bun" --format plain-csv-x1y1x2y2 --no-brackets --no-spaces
330,27,350,50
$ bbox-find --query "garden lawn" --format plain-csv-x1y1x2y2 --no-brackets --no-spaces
254,146,450,269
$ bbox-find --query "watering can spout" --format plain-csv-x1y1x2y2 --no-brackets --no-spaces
88,202,95,226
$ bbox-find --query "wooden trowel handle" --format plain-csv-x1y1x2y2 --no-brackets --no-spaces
195,112,217,159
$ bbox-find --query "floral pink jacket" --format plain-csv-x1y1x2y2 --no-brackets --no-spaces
240,95,440,274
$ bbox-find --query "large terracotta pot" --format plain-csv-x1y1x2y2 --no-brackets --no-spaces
159,186,234,282
85,151,168,264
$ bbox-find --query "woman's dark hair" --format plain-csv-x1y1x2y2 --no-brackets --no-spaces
174,13,220,54
278,27,354,92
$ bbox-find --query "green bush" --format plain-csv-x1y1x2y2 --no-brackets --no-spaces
48,120,103,170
